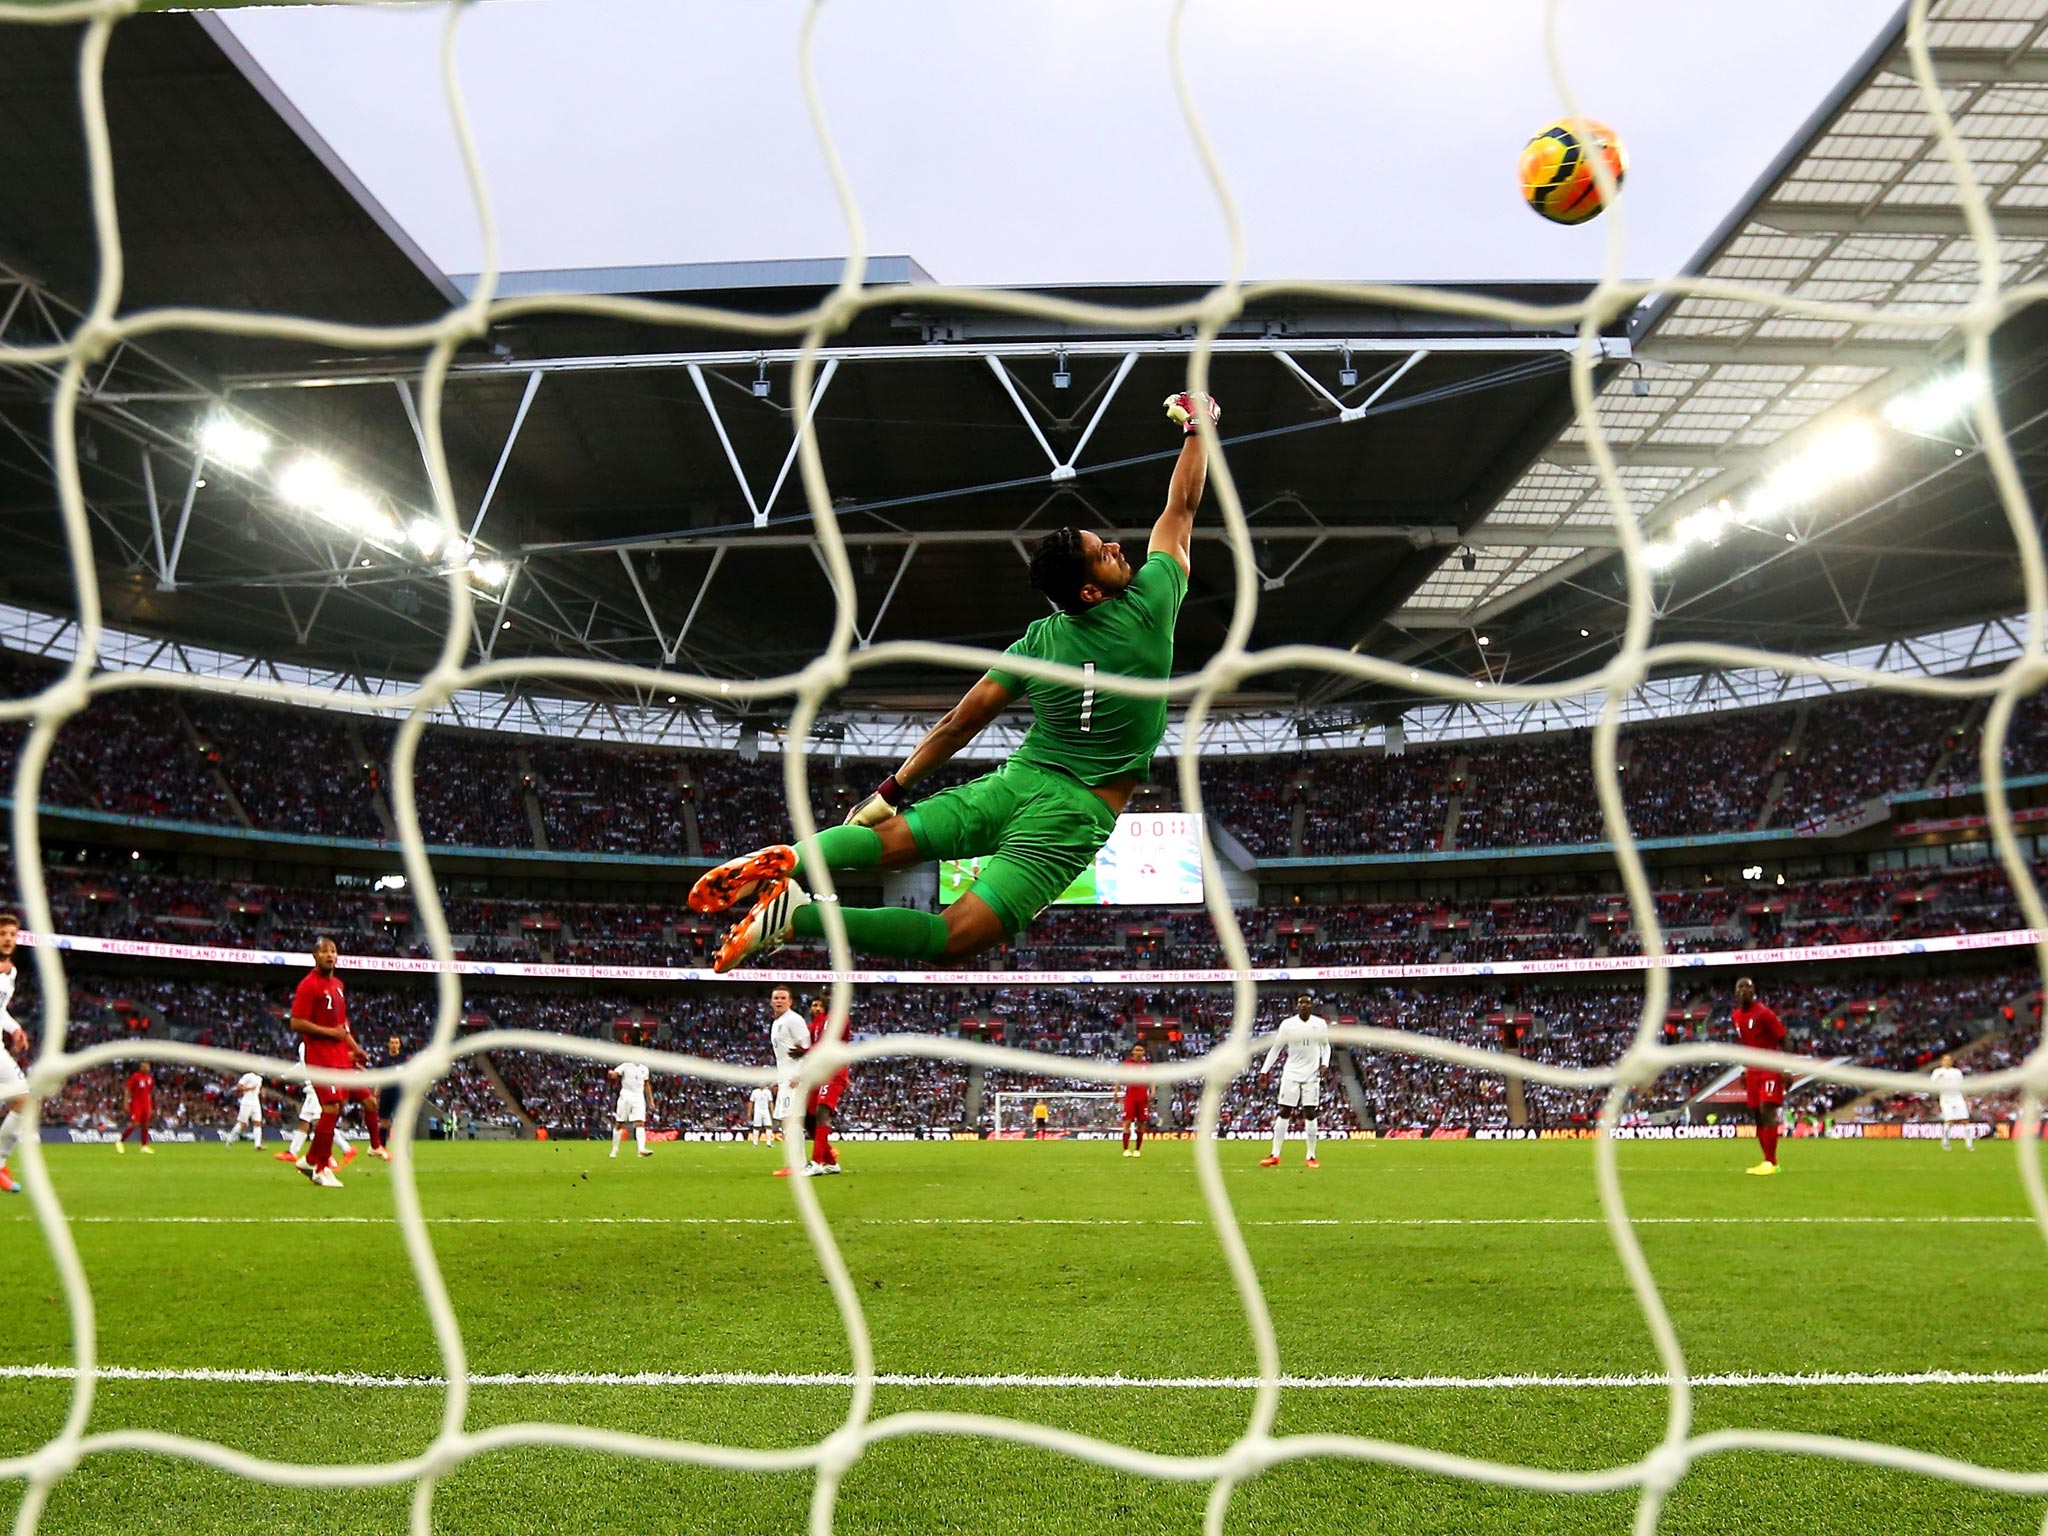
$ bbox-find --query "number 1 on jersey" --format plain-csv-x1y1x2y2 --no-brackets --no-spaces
1080,662,1096,732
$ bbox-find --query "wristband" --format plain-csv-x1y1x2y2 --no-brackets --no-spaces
875,774,904,807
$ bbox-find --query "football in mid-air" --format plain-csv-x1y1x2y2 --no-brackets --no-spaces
1519,117,1628,225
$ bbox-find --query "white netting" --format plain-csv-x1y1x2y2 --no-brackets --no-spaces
1,2,2047,1533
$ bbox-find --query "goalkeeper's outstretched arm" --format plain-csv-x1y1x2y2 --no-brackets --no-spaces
844,676,1013,827
1152,392,1216,575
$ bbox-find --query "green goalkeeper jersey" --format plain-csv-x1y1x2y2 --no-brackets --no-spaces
985,550,1188,786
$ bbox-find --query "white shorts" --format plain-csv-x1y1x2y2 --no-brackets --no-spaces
774,1082,800,1120
298,1084,322,1122
1939,1096,1969,1123
751,1106,774,1128
1278,1075,1321,1110
235,1098,263,1122
0,1053,25,1096
615,1093,646,1124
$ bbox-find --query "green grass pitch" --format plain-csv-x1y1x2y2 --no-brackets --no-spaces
2,1137,2044,1535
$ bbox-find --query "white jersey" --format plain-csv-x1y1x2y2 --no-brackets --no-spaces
615,1062,649,1100
749,1085,774,1124
235,1072,263,1116
1930,1065,1968,1119
0,963,21,1094
770,1010,809,1083
1262,1015,1332,1080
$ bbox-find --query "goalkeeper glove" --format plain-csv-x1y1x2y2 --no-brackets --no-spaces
1164,391,1220,435
844,774,905,828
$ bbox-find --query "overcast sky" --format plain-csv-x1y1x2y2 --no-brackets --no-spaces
220,0,1903,288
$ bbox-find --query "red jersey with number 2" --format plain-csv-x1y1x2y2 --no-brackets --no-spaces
1734,1001,1787,1106
125,1068,153,1111
294,971,352,1071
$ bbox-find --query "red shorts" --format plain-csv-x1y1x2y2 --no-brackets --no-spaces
315,1084,376,1110
1744,1068,1785,1108
1121,1088,1150,1119
807,1071,850,1113
126,1101,151,1122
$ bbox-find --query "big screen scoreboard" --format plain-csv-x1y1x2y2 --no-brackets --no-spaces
938,812,1206,908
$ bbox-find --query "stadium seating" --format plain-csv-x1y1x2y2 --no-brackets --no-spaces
8,643,2032,857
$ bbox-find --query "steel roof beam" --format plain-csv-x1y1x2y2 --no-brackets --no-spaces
1636,339,1944,367
1750,201,2048,237
1885,46,2048,83
206,334,1629,395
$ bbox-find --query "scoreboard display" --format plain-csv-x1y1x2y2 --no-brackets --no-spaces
939,813,1206,908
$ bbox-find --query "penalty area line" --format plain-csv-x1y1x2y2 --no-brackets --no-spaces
2,1365,2046,1392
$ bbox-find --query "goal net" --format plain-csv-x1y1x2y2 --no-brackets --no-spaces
990,1090,1124,1138
1,3,2045,1535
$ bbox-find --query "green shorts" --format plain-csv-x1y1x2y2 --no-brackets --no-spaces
904,759,1118,936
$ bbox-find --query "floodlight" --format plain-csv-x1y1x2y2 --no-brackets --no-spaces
1883,370,1986,435
470,557,510,587
1338,348,1357,388
1745,417,1880,520
751,360,771,399
1643,540,1684,572
1742,864,1764,880
199,413,270,472
277,456,338,508
1459,546,1476,572
1052,350,1071,390
407,517,445,555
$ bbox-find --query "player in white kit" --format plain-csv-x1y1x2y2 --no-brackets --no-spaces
1930,1055,1973,1151
0,914,28,1195
748,1084,775,1146
609,1059,654,1158
224,1071,266,1148
1259,994,1333,1168
767,986,812,1176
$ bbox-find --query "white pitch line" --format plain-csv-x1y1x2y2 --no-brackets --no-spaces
1,1364,2044,1393
1,1214,2035,1228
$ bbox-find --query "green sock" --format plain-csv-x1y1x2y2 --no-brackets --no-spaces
791,824,885,884
791,902,949,961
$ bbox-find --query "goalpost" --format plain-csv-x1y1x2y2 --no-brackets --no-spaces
0,4,2043,1536
989,1090,1125,1137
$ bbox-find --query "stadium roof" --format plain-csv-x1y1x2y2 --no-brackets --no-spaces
0,2,2042,736
1361,0,2048,700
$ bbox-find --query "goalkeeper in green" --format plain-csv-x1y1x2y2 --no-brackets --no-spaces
690,391,1216,971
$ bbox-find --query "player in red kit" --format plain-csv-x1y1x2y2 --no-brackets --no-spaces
1121,1044,1150,1158
803,997,851,1176
1731,975,1787,1177
290,937,385,1189
117,1066,154,1153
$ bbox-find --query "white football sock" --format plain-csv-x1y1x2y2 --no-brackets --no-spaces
635,1124,647,1153
0,1111,20,1161
1271,1116,1286,1156
288,1127,308,1157
1304,1118,1319,1159
611,1127,624,1156
253,1125,263,1148
333,1124,353,1154
1940,1126,1950,1149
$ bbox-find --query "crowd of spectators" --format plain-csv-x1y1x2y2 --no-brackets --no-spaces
1456,736,1608,849
1774,693,1962,830
20,852,2048,982
186,696,386,841
14,638,2048,859
530,743,691,856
